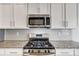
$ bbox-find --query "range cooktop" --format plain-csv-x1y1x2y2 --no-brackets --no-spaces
23,38,55,49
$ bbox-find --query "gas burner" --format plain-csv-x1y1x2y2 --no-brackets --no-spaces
23,38,55,49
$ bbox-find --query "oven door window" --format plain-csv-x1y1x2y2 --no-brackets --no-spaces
29,17,45,25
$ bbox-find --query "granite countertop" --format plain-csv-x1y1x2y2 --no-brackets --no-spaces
0,40,79,49
50,40,79,49
0,40,28,48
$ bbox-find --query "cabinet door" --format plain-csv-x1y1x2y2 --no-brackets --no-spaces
75,49,79,56
56,49,74,56
14,4,27,28
5,48,23,56
51,3,64,29
28,3,40,14
40,3,50,14
0,4,2,28
0,48,5,56
2,4,12,28
28,3,50,14
66,3,77,28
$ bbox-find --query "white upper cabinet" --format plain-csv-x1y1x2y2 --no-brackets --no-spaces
39,3,50,14
0,4,28,29
65,3,77,29
78,4,79,28
27,3,40,14
0,3,77,29
51,3,64,29
1,4,13,28
51,3,77,29
14,4,27,28
0,4,2,28
27,3,50,14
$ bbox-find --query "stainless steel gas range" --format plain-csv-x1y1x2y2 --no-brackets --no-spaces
23,33,56,56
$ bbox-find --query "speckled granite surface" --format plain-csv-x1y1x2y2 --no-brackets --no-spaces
0,40,28,48
0,40,79,49
50,40,79,49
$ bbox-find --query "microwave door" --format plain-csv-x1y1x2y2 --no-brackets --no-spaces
29,19,44,25
29,17,45,25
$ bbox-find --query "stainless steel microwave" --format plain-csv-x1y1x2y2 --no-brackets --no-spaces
28,15,50,28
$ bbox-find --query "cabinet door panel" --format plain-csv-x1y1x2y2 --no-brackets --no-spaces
14,4,27,28
51,3,64,29
66,3,77,28
28,3,50,14
0,4,2,28
75,49,79,56
56,49,74,56
28,3,40,14
40,3,50,14
2,4,12,28
5,48,23,56
0,49,5,56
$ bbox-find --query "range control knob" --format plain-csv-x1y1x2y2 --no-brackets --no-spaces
45,50,47,53
28,50,30,53
48,50,50,53
38,50,40,53
32,50,34,53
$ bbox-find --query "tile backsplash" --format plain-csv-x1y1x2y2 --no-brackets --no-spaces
5,29,28,40
0,30,4,41
5,29,72,41
28,28,72,41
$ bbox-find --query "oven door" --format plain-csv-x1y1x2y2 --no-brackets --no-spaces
28,17,45,27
